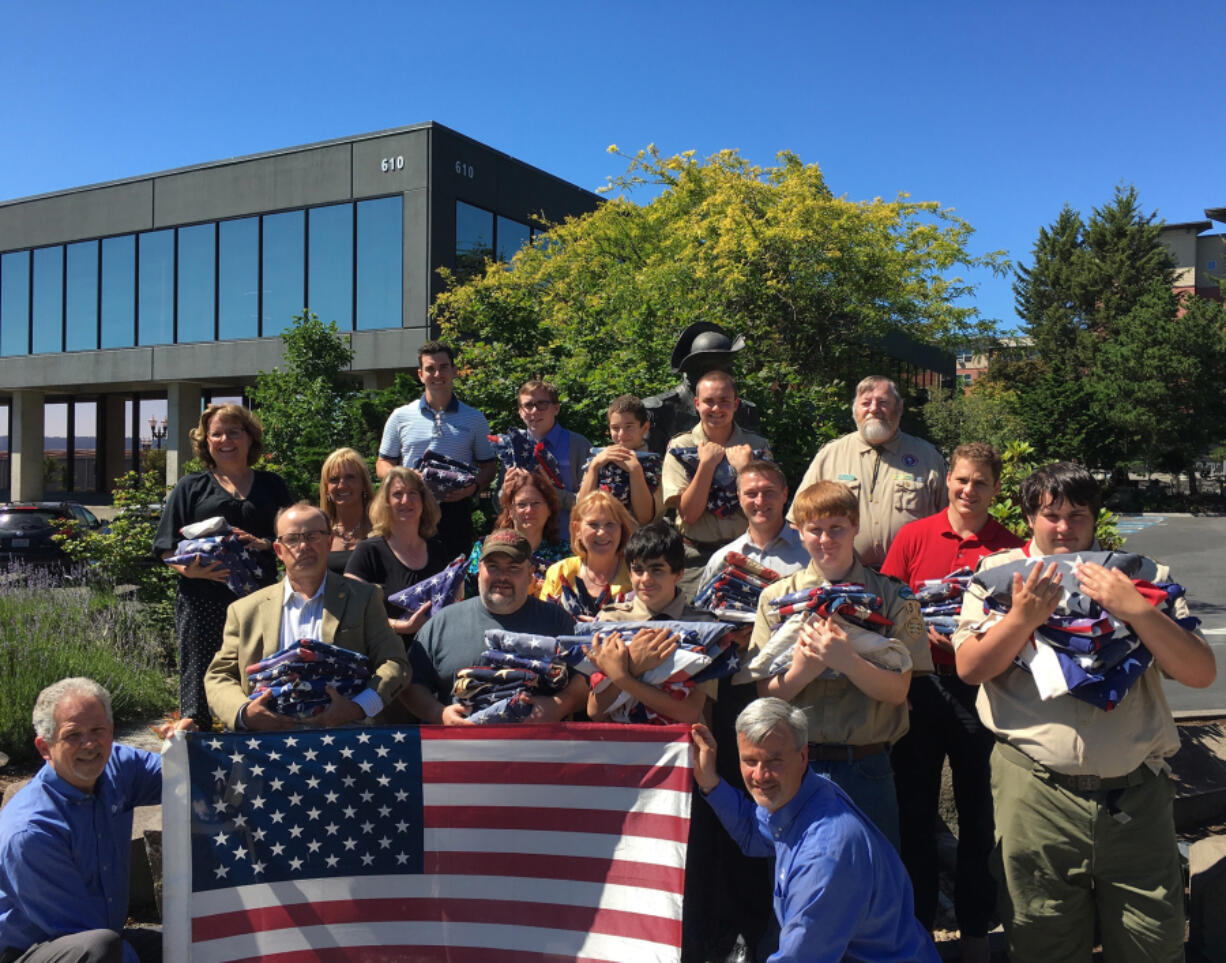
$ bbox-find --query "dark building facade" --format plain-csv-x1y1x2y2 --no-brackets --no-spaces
0,123,600,498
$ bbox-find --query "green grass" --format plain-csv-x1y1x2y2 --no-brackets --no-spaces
0,566,176,765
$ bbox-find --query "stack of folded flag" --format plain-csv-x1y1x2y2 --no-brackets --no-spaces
735,583,910,682
578,448,663,510
386,555,467,616
162,516,263,597
666,447,771,518
543,569,631,621
245,640,371,719
561,620,738,724
694,552,785,622
451,630,571,724
914,567,974,636
969,551,1200,711
415,450,478,501
489,430,565,490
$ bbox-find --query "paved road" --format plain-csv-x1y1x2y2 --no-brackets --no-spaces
1117,514,1226,715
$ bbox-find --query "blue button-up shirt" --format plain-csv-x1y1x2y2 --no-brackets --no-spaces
705,769,938,962
0,744,161,963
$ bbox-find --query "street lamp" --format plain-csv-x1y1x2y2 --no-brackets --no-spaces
149,417,168,450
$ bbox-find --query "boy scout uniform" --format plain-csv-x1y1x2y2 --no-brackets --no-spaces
788,430,946,568
953,545,1191,962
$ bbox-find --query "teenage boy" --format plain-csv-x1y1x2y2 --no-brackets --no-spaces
577,394,661,525
741,481,927,848
503,379,592,534
880,442,1023,960
953,462,1215,961
662,370,770,599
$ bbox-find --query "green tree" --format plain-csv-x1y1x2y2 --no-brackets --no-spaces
434,146,1005,482
920,380,1029,456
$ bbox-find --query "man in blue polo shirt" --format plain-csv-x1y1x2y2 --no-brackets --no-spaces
376,341,498,559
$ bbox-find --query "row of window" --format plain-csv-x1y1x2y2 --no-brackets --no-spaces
0,197,404,356
455,201,534,281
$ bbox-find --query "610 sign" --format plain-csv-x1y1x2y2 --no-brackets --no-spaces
380,155,404,172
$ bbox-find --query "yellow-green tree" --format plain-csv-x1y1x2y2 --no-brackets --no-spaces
435,146,1005,482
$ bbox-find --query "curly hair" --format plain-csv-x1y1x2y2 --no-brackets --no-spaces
190,403,265,468
496,470,561,544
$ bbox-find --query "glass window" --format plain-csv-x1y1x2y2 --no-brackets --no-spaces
262,210,305,336
66,241,99,351
177,223,215,343
1,250,30,356
138,229,174,346
101,235,136,348
455,201,493,280
307,203,353,329
496,215,531,263
72,401,97,492
218,217,259,340
44,402,67,493
32,246,64,355
356,197,402,330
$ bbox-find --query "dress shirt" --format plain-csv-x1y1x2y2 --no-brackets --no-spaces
700,525,810,587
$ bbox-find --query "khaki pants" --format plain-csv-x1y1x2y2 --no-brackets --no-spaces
990,743,1184,962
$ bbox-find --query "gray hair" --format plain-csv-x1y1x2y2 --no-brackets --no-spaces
32,678,113,742
853,375,902,405
735,697,808,751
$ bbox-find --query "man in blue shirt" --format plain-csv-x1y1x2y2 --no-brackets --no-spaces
691,698,938,963
376,341,498,559
0,678,190,963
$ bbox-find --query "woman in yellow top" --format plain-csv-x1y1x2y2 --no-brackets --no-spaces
539,490,638,619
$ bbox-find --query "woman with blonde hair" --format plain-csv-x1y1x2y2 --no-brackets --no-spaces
345,467,449,638
539,490,637,618
318,447,375,576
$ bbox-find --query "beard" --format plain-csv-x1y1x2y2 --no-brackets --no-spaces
857,416,897,445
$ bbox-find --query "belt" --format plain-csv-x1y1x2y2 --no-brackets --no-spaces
995,739,1150,794
808,741,889,762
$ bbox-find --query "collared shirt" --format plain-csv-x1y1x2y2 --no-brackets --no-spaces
0,745,162,963
743,559,928,746
700,524,810,588
704,770,939,962
662,423,772,546
952,543,1188,777
531,422,593,533
788,430,947,568
378,394,495,469
880,510,1024,665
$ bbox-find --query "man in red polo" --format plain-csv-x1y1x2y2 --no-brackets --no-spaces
880,442,1023,963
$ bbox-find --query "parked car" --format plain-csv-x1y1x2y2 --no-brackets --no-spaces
0,501,105,569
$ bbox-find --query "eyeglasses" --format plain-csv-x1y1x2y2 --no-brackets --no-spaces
207,428,247,441
519,399,555,411
277,530,329,548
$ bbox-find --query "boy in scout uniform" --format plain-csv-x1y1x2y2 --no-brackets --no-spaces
740,480,928,848
953,462,1216,961
788,375,945,568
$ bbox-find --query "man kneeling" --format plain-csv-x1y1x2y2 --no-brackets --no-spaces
691,698,937,962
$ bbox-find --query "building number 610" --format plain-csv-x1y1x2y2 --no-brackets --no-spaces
380,156,404,172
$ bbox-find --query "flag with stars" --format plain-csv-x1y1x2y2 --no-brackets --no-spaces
162,724,692,962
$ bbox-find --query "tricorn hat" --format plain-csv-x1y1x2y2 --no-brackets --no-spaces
669,322,746,374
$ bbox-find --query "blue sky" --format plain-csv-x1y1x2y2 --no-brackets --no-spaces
3,0,1223,435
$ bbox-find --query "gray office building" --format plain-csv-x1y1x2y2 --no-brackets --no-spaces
0,123,600,499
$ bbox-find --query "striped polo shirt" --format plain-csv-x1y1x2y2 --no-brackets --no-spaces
378,395,495,469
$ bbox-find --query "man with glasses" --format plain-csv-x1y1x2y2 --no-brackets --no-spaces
204,503,408,731
503,379,592,534
376,341,498,559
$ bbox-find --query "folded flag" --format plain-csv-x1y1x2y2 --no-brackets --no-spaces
385,555,467,615
915,567,973,635
579,448,663,509
694,551,786,621
544,569,631,620
244,640,373,719
451,630,572,724
489,430,565,489
415,450,478,501
164,516,263,597
666,447,771,519
769,583,894,631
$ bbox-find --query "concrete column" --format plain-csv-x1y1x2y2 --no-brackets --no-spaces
165,383,202,483
100,395,129,493
11,390,45,502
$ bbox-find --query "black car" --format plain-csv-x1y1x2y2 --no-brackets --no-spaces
0,502,105,569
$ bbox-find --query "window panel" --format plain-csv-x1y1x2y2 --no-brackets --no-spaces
218,217,259,340
66,241,99,351
101,235,135,348
356,197,402,330
32,246,64,354
455,201,493,281
177,223,215,343
1,250,30,356
307,203,353,329
496,215,531,263
138,229,174,346
262,210,305,335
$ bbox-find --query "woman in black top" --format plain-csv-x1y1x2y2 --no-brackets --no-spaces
345,467,448,640
319,447,374,576
152,404,293,723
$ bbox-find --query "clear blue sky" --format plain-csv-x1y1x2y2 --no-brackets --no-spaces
3,1,1222,380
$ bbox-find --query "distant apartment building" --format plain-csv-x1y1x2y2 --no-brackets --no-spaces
1159,209,1225,302
954,337,1034,389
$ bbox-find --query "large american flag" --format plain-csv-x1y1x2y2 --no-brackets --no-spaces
162,724,692,962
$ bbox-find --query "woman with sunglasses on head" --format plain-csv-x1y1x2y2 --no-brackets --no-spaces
319,447,375,577
153,403,294,726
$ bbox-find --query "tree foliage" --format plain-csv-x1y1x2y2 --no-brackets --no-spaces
433,146,1005,482
920,380,1029,457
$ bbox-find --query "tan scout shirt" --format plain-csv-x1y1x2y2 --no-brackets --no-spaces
952,545,1187,777
742,560,927,745
598,590,720,699
788,430,946,568
662,423,771,547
